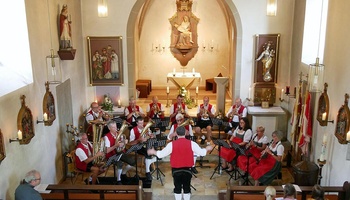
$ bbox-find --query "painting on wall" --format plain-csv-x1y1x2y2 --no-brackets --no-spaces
254,34,280,84
0,129,5,163
42,82,56,126
335,93,350,144
17,95,35,145
87,36,124,86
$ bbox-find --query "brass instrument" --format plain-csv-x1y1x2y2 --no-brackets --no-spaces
140,119,155,138
90,121,106,167
177,104,184,114
178,118,194,127
152,103,162,116
201,105,209,119
132,107,140,117
116,120,128,152
228,107,237,120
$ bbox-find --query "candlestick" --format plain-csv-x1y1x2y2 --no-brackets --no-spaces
281,89,284,99
196,86,198,94
322,112,327,121
285,86,290,95
248,87,251,99
167,86,169,94
18,130,23,140
166,93,169,107
43,113,48,121
192,68,195,73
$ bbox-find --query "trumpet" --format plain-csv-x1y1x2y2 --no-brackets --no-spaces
132,107,140,117
200,105,209,119
228,108,237,120
152,103,162,115
115,120,128,152
177,104,184,114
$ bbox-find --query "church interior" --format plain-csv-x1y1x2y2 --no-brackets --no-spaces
1,0,350,199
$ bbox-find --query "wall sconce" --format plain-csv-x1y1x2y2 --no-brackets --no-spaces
151,41,166,54
9,130,23,143
36,113,49,124
308,57,325,93
267,0,277,16
46,49,62,84
202,40,215,52
98,0,108,17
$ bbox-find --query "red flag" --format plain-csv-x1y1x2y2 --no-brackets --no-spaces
298,91,312,155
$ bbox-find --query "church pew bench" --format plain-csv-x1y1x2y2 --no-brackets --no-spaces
224,184,347,200
40,180,145,200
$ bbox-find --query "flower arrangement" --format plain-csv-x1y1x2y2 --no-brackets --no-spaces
101,94,114,111
178,86,196,109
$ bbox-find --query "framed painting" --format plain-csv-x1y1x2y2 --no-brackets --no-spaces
335,94,350,144
17,95,35,145
254,34,280,84
87,36,124,86
0,129,5,163
43,82,56,126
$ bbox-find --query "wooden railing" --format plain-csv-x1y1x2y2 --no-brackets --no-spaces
223,182,350,200
40,180,145,200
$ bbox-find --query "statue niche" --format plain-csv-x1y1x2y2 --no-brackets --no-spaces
169,0,199,66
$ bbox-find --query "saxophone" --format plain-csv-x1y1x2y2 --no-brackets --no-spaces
91,122,106,167
115,120,128,152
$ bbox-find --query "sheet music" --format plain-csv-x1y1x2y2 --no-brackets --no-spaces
34,183,51,193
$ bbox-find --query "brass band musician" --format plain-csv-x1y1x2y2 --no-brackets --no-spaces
104,121,135,185
224,98,247,136
75,132,106,185
85,102,110,122
128,116,156,181
146,96,166,133
124,97,145,127
194,96,216,145
167,113,198,174
169,94,189,124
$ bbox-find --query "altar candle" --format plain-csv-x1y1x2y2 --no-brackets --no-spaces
196,86,199,94
166,86,169,94
173,68,176,74
347,130,350,141
281,89,284,99
43,113,48,121
248,87,251,99
322,134,327,144
192,68,195,73
320,153,325,162
118,99,121,106
18,130,23,140
322,112,327,121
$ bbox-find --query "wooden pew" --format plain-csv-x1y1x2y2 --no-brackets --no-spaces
40,180,146,200
223,183,348,200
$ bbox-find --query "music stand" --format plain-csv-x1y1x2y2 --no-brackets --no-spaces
209,118,224,154
147,138,167,185
125,143,144,180
240,148,255,186
210,139,229,179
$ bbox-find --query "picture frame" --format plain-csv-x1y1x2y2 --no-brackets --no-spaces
334,93,350,144
254,34,280,84
87,36,124,86
317,83,330,126
0,129,5,163
17,95,35,145
43,82,56,126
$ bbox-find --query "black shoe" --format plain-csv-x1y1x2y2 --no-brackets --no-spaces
84,178,88,185
200,138,205,145
191,167,198,174
116,181,123,185
121,174,129,183
146,172,152,181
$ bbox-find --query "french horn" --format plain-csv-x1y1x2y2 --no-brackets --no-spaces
116,120,128,152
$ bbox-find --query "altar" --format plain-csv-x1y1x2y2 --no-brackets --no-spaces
167,72,201,89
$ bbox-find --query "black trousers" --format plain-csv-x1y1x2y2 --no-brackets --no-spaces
172,168,192,194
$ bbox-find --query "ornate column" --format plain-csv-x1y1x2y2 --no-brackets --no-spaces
214,77,229,113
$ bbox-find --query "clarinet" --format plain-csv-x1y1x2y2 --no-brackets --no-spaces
257,139,274,163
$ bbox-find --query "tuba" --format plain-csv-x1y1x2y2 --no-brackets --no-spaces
116,120,128,152
140,119,155,139
90,121,106,167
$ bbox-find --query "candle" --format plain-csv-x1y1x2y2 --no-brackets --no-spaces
320,153,325,162
43,113,48,121
173,68,176,74
196,86,199,94
95,99,98,103
281,89,284,99
322,112,327,121
322,134,327,144
346,130,350,141
166,86,169,94
18,130,23,140
118,99,121,106
248,87,251,99
192,68,195,73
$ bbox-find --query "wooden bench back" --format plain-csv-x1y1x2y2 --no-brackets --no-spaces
40,180,144,200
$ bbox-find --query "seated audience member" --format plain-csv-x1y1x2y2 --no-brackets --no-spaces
250,130,284,186
237,126,269,172
219,117,252,172
128,116,157,180
146,96,166,133
282,183,296,200
167,113,198,174
194,96,216,145
104,121,135,184
265,186,277,200
169,94,189,124
124,97,145,127
224,98,247,136
15,170,42,200
75,132,106,185
147,126,213,200
307,184,326,200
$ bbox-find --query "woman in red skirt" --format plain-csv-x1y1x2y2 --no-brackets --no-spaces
219,117,252,172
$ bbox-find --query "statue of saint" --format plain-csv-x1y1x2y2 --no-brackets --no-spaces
256,42,275,82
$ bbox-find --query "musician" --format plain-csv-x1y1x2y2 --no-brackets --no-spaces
146,96,166,133
147,126,213,200
128,116,156,181
104,121,135,185
85,102,110,122
124,97,145,127
169,94,189,124
167,113,198,174
224,98,247,136
75,132,106,185
194,96,216,145
250,130,284,186
219,117,252,172
237,126,269,171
